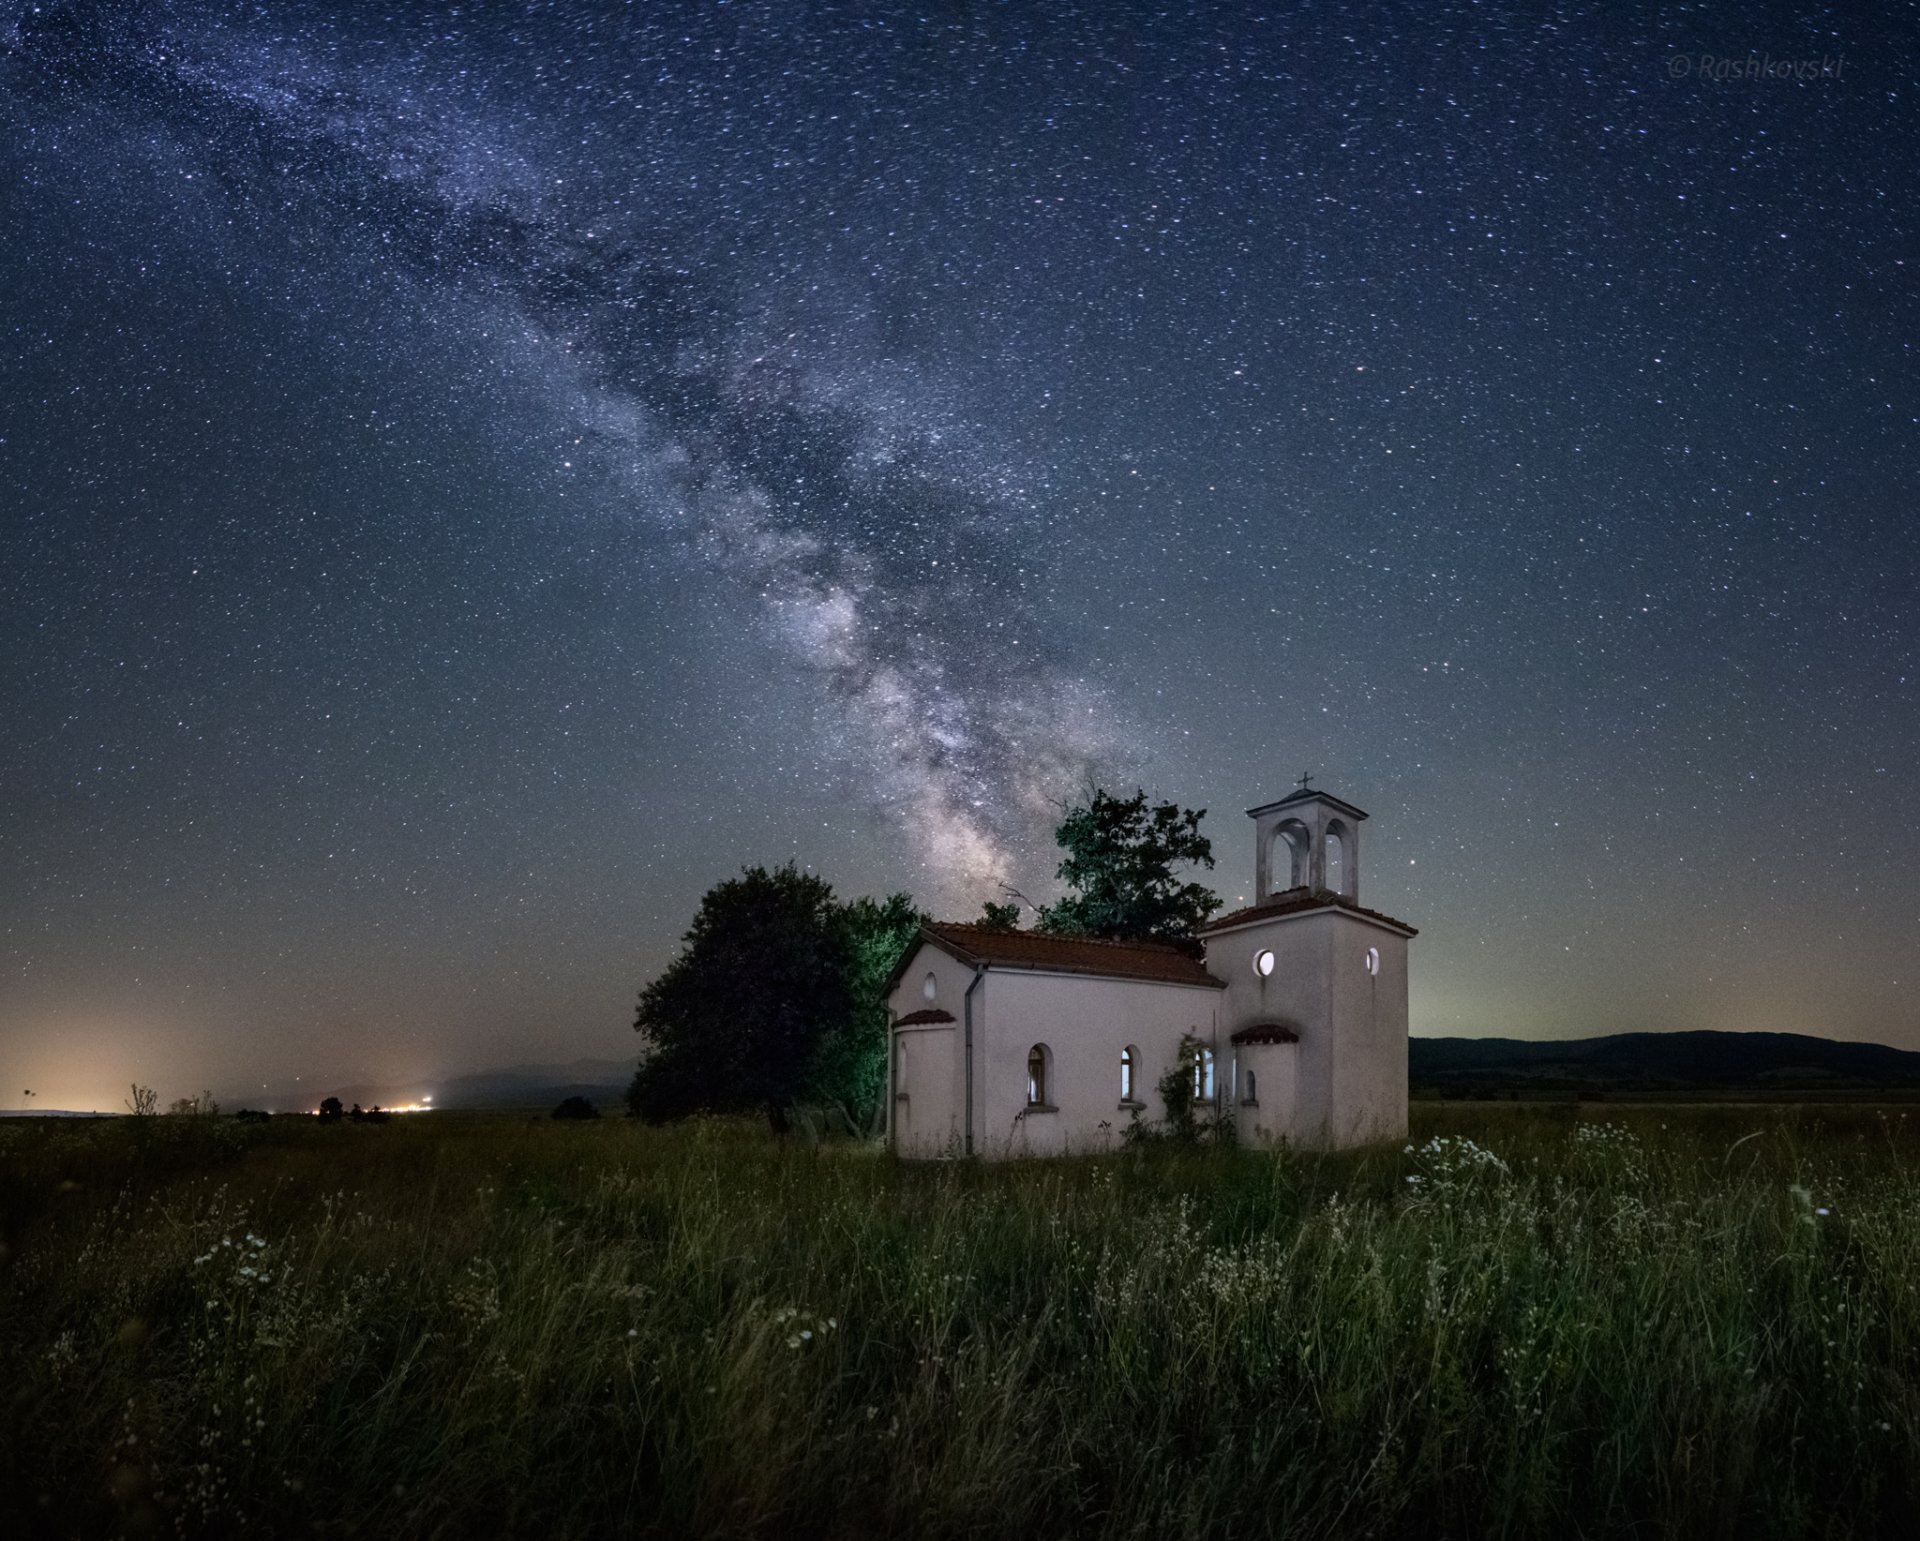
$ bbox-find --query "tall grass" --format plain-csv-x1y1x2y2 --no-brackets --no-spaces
3,1103,1918,1538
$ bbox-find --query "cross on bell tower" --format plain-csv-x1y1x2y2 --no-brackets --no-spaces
1247,782,1367,902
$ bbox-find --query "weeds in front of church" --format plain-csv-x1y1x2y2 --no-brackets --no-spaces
2,1104,1918,1537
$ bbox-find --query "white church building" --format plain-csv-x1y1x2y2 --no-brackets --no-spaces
884,785,1415,1157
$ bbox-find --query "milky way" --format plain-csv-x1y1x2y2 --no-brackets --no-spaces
5,1,1920,1103
6,0,1119,894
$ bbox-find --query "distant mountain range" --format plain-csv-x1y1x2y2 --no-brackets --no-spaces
1410,1031,1920,1094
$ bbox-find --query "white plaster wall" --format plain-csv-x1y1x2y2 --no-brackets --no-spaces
1209,915,1334,1143
1325,918,1409,1146
887,913,1403,1158
1210,909,1410,1149
973,971,1221,1158
1232,1041,1298,1146
885,941,979,1157
890,1023,958,1156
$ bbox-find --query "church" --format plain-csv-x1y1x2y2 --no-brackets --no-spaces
884,784,1415,1157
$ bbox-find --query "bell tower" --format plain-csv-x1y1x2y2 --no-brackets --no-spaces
1204,777,1414,1152
1248,776,1367,901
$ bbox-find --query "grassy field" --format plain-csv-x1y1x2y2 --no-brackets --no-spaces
3,1104,1919,1539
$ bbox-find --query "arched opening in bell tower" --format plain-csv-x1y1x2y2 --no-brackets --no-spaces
1325,817,1357,899
1270,820,1309,894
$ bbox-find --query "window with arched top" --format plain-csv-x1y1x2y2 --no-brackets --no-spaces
1192,1046,1215,1104
1027,1044,1051,1107
922,971,938,1002
1244,1069,1258,1104
1120,1045,1139,1103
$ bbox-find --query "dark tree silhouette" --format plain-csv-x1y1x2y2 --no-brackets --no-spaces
627,864,919,1132
552,1095,600,1120
317,1096,344,1123
977,900,1021,931
1036,787,1221,947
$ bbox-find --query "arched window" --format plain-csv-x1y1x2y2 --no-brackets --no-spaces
1120,1045,1139,1103
1326,817,1356,898
1244,1069,1258,1104
1192,1046,1215,1104
1271,821,1310,893
1027,1044,1051,1107
922,971,938,1002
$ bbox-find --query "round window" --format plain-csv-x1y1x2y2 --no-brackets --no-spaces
922,971,938,1002
1364,947,1380,977
1253,949,1276,978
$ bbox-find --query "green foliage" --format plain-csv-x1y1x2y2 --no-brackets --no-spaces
7,1106,1920,1537
628,865,920,1132
1036,787,1220,945
808,892,924,1134
977,899,1021,931
1127,1032,1232,1148
1155,1034,1199,1140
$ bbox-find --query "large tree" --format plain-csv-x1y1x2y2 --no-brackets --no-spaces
1036,787,1221,946
627,864,919,1132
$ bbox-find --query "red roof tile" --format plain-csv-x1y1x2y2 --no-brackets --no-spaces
894,1007,956,1026
1202,889,1417,937
912,923,1226,989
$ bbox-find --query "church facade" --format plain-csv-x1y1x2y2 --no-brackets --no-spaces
884,786,1416,1157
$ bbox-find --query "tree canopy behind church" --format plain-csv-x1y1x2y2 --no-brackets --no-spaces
1036,787,1221,946
627,865,920,1133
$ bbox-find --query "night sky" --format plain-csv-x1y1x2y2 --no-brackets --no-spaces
4,1,1917,1110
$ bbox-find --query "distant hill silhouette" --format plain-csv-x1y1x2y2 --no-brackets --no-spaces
1411,1031,1920,1094
211,1034,1920,1115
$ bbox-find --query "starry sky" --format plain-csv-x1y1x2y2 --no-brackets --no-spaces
3,0,1918,1109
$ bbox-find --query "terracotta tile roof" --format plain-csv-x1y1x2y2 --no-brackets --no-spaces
914,923,1226,989
894,1007,956,1026
1203,889,1418,936
1231,1021,1302,1046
